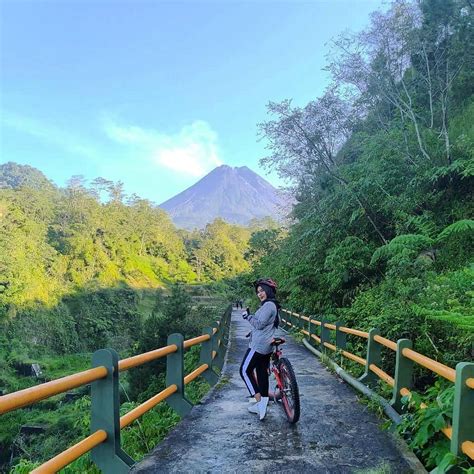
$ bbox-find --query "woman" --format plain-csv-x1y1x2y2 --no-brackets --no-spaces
239,278,280,420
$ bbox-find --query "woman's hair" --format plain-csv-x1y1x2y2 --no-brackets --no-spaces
257,283,276,300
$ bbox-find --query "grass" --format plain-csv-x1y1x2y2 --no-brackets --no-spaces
37,353,92,380
357,393,387,420
136,289,161,318
320,352,337,375
215,375,231,390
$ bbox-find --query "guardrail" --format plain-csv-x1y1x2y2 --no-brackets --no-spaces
280,308,474,463
0,305,232,473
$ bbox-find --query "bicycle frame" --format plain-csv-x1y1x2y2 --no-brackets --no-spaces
269,345,284,400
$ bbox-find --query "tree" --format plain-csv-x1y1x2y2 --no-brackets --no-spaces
327,0,472,165
127,284,192,400
259,91,388,243
244,228,283,265
192,219,251,280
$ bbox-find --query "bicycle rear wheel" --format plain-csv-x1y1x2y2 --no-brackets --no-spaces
277,357,300,423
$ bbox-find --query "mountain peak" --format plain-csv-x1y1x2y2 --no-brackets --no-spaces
160,165,291,229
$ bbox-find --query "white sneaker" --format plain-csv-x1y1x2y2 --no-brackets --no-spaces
258,397,269,420
248,403,259,414
248,397,257,404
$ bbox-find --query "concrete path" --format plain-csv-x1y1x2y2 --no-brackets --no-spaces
132,310,423,473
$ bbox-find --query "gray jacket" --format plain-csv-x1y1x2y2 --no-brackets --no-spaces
247,301,277,355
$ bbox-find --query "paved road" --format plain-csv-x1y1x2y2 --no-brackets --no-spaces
132,310,422,473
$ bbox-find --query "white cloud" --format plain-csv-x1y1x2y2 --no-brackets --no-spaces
103,118,223,177
1,112,99,159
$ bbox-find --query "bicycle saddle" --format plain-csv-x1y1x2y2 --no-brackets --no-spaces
271,337,285,346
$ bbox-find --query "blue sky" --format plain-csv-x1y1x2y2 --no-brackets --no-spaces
0,0,384,204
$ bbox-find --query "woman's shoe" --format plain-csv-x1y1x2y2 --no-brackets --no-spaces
258,397,269,420
248,403,259,414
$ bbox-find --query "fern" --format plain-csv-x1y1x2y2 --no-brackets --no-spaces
406,215,438,239
371,234,433,265
428,160,474,181
437,219,474,242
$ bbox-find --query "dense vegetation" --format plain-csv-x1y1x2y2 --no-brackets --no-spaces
0,162,258,349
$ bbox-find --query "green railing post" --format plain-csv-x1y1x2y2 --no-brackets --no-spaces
213,321,225,371
166,333,193,416
199,327,219,385
450,362,474,457
335,321,346,350
224,305,231,344
390,339,413,412
223,305,231,345
320,318,330,351
307,316,313,343
311,316,321,344
359,328,381,388
211,306,231,372
90,349,134,473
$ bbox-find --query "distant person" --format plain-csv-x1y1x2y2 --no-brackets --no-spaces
239,300,243,309
239,278,280,420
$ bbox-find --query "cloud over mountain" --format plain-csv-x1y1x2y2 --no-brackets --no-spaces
103,118,222,176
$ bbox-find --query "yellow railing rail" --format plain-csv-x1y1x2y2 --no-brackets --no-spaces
183,334,211,349
0,366,108,415
31,430,108,474
341,350,366,366
373,335,397,351
339,326,369,338
369,364,395,387
118,344,178,371
120,384,179,429
401,348,456,383
323,341,337,351
184,364,209,385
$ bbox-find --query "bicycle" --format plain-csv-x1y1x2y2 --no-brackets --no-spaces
269,337,300,423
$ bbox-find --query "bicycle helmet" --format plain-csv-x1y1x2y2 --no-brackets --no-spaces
253,278,277,293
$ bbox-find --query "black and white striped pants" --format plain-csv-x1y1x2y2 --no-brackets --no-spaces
239,348,271,397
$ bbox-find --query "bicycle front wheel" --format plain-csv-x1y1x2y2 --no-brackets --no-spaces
277,357,300,423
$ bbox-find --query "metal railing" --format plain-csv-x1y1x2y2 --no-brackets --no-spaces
280,308,474,462
0,305,232,473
